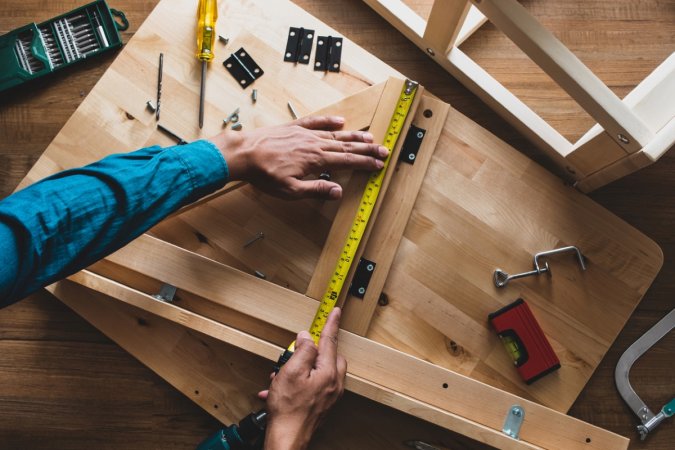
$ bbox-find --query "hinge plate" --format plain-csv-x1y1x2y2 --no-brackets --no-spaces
284,27,314,64
153,283,177,303
399,125,426,164
502,405,525,440
223,47,264,88
314,36,342,72
349,257,376,299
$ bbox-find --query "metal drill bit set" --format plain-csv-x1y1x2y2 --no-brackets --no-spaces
0,0,127,93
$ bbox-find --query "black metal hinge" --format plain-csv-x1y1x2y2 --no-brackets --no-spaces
314,36,343,72
223,47,264,88
399,125,426,164
349,257,377,299
284,27,314,64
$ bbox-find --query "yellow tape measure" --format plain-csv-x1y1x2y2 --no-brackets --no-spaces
308,79,419,343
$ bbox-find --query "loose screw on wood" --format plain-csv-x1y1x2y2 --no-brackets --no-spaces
243,231,265,248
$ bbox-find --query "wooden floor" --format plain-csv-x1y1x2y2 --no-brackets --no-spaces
0,0,672,448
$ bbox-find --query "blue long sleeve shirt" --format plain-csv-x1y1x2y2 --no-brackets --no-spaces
0,140,229,307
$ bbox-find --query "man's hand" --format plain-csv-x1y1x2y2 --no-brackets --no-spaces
209,116,388,200
261,308,347,450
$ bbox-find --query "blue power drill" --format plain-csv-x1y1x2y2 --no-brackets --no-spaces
196,410,268,450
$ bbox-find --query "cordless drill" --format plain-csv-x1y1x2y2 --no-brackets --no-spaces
196,410,268,450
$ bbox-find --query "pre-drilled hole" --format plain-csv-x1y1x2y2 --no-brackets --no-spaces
442,383,448,389
423,109,433,118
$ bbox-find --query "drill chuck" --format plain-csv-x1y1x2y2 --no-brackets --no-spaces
196,410,267,450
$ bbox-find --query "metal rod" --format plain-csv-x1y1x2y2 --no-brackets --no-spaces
243,232,265,248
157,124,188,145
287,101,299,120
199,60,206,129
156,53,163,120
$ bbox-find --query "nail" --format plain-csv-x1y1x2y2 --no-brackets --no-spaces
333,116,345,123
376,160,384,169
363,132,373,142
379,146,389,157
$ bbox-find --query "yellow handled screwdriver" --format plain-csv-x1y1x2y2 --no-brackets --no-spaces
196,0,218,128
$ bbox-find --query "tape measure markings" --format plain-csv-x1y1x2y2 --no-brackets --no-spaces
308,79,419,342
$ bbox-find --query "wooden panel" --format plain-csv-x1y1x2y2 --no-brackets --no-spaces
56,271,628,450
366,106,663,411
305,77,409,300
11,0,664,442
342,94,450,334
423,0,471,55
52,280,520,450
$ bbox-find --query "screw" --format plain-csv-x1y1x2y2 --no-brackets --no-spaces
366,264,374,271
416,131,424,139
319,172,331,181
408,153,416,161
358,287,366,295
224,107,240,125
230,114,239,124
617,133,630,144
252,88,258,103
426,48,435,56
378,293,389,306
231,123,243,131
243,232,264,248
254,270,266,279
146,100,156,112
287,101,299,120
512,407,522,417
218,35,229,45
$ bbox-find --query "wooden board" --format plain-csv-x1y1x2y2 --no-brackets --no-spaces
13,0,663,443
52,269,628,450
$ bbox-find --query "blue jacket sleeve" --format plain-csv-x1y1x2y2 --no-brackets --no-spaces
0,140,229,306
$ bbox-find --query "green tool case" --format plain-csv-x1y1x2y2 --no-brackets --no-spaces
0,0,128,94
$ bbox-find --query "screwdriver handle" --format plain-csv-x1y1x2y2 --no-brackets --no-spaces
197,0,218,62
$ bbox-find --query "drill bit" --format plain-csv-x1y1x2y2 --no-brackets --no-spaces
156,53,163,120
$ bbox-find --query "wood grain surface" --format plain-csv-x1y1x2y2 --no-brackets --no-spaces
0,0,673,449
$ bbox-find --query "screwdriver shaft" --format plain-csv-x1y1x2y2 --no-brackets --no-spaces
199,60,206,128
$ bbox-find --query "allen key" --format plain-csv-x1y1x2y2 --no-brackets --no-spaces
493,245,587,288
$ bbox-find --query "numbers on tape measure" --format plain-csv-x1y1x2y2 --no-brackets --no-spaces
308,79,419,343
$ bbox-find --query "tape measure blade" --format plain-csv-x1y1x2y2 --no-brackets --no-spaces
334,84,424,308
308,79,420,342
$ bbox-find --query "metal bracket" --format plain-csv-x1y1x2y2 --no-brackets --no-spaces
615,308,675,440
223,47,264,88
314,36,342,72
502,405,525,440
284,27,314,64
399,125,426,164
152,283,177,303
348,257,376,299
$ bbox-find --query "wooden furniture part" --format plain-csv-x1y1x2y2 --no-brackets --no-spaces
14,0,664,448
362,0,675,192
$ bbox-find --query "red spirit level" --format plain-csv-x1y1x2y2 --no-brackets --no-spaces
488,298,560,384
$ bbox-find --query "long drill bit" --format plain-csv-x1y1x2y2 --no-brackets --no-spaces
156,53,163,120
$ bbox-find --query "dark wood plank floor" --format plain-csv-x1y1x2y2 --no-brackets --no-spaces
0,1,673,448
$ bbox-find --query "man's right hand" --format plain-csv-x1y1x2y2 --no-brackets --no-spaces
209,116,388,200
260,308,347,450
